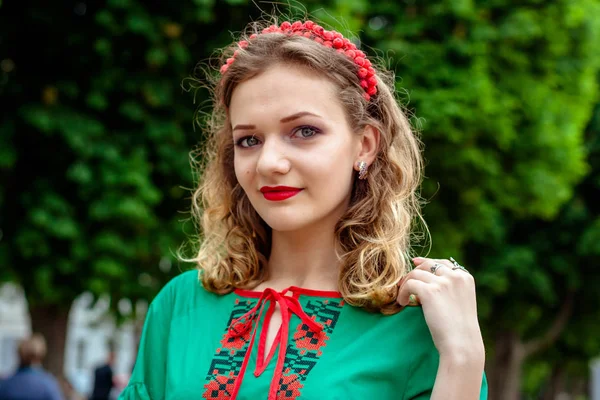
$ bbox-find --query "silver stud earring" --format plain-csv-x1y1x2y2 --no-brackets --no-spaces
357,161,368,180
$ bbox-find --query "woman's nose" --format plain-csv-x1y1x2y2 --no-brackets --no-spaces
256,138,291,176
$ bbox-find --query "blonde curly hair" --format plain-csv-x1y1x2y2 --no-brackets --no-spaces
187,19,426,314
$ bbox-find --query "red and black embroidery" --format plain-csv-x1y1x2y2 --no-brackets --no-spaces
276,299,344,399
202,298,258,399
203,293,344,400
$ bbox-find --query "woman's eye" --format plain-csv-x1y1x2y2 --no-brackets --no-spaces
293,126,319,139
237,136,260,148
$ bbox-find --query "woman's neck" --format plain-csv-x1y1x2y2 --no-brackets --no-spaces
258,226,340,292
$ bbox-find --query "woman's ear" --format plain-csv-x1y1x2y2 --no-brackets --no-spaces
356,125,380,165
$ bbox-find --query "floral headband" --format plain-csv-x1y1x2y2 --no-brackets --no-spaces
219,20,378,101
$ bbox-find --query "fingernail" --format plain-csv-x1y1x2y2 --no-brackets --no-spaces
412,257,425,265
408,294,419,306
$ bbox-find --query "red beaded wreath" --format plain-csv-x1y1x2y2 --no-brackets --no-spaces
219,20,378,101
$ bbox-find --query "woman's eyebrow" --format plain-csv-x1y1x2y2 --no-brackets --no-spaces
232,124,255,131
232,111,322,131
280,111,322,123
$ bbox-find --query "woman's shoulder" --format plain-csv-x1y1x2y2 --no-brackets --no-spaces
390,306,436,350
341,303,434,352
353,305,435,351
147,269,224,319
152,268,199,300
162,268,203,293
395,306,432,335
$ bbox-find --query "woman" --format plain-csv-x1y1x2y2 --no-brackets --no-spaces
119,18,487,400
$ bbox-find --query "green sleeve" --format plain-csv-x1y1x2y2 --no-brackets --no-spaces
401,307,488,400
118,281,175,400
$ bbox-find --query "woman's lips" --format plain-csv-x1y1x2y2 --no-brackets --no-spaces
260,186,303,201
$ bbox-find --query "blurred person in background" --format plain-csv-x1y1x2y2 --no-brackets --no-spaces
0,333,64,400
88,342,114,400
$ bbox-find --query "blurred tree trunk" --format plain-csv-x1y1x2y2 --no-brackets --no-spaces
572,377,587,398
542,367,566,400
488,331,525,400
30,305,69,379
488,295,573,400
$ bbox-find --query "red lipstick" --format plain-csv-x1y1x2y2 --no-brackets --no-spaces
259,186,303,201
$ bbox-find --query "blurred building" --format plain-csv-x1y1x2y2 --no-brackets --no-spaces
0,283,30,375
593,359,600,400
0,283,146,397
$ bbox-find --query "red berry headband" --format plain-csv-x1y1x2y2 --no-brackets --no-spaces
219,20,378,101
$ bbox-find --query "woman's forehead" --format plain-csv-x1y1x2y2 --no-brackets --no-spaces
229,65,342,123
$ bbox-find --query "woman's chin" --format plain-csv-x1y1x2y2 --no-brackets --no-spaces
258,211,315,233
262,219,308,233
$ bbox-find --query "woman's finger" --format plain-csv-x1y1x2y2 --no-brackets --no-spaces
430,258,475,284
404,268,438,284
413,258,451,276
397,278,428,306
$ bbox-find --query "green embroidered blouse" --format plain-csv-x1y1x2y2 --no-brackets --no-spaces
119,270,488,400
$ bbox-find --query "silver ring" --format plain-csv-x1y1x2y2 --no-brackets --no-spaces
430,263,444,275
449,257,469,273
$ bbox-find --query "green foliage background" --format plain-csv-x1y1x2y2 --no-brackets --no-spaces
1,0,599,396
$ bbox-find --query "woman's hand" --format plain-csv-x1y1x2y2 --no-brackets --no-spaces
397,257,485,360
